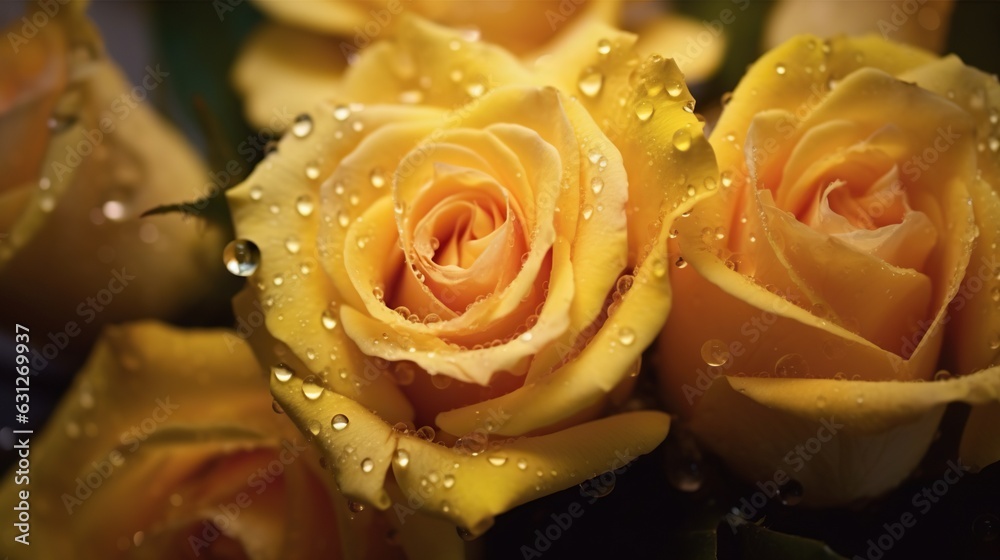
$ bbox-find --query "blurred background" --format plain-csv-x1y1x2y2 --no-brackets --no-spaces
2,1,999,558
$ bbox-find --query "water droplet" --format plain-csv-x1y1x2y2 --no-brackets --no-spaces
466,76,487,98
337,211,351,228
578,67,604,98
516,458,528,470
370,168,386,188
331,414,349,431
700,339,731,367
333,105,351,121
443,474,456,488
597,38,612,55
321,310,338,330
272,273,284,286
488,455,508,467
361,458,375,473
581,473,615,498
249,185,263,201
775,63,787,76
394,448,410,467
222,239,261,277
271,363,294,383
283,236,302,254
618,327,636,346
674,256,688,269
651,258,667,278
348,500,365,513
591,177,604,194
307,420,322,436
457,527,476,541
774,353,808,377
666,81,683,97
416,426,436,441
271,400,284,414
292,114,313,138
581,205,594,220
296,195,315,216
305,162,321,180
672,129,692,152
634,100,654,122
301,376,325,400
991,286,1000,302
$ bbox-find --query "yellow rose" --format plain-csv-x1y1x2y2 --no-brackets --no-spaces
765,0,955,53
0,1,225,352
231,1,726,131
0,322,460,559
227,16,716,534
657,34,1000,505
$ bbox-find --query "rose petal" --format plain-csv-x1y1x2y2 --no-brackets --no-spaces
691,366,1000,505
231,23,347,129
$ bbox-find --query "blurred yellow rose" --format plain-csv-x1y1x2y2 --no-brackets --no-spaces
227,16,717,534
766,0,955,53
0,322,462,559
0,1,226,357
231,0,726,130
658,34,1000,505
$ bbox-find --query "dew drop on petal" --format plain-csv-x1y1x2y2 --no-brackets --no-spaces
222,239,260,277
296,195,315,216
700,339,731,367
774,353,808,377
321,310,338,330
370,168,386,188
361,458,374,473
333,105,351,121
672,129,692,152
292,114,313,138
331,414,350,431
301,376,325,400
618,327,636,346
634,100,654,122
578,67,604,98
394,448,410,467
271,363,294,383
591,177,604,194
